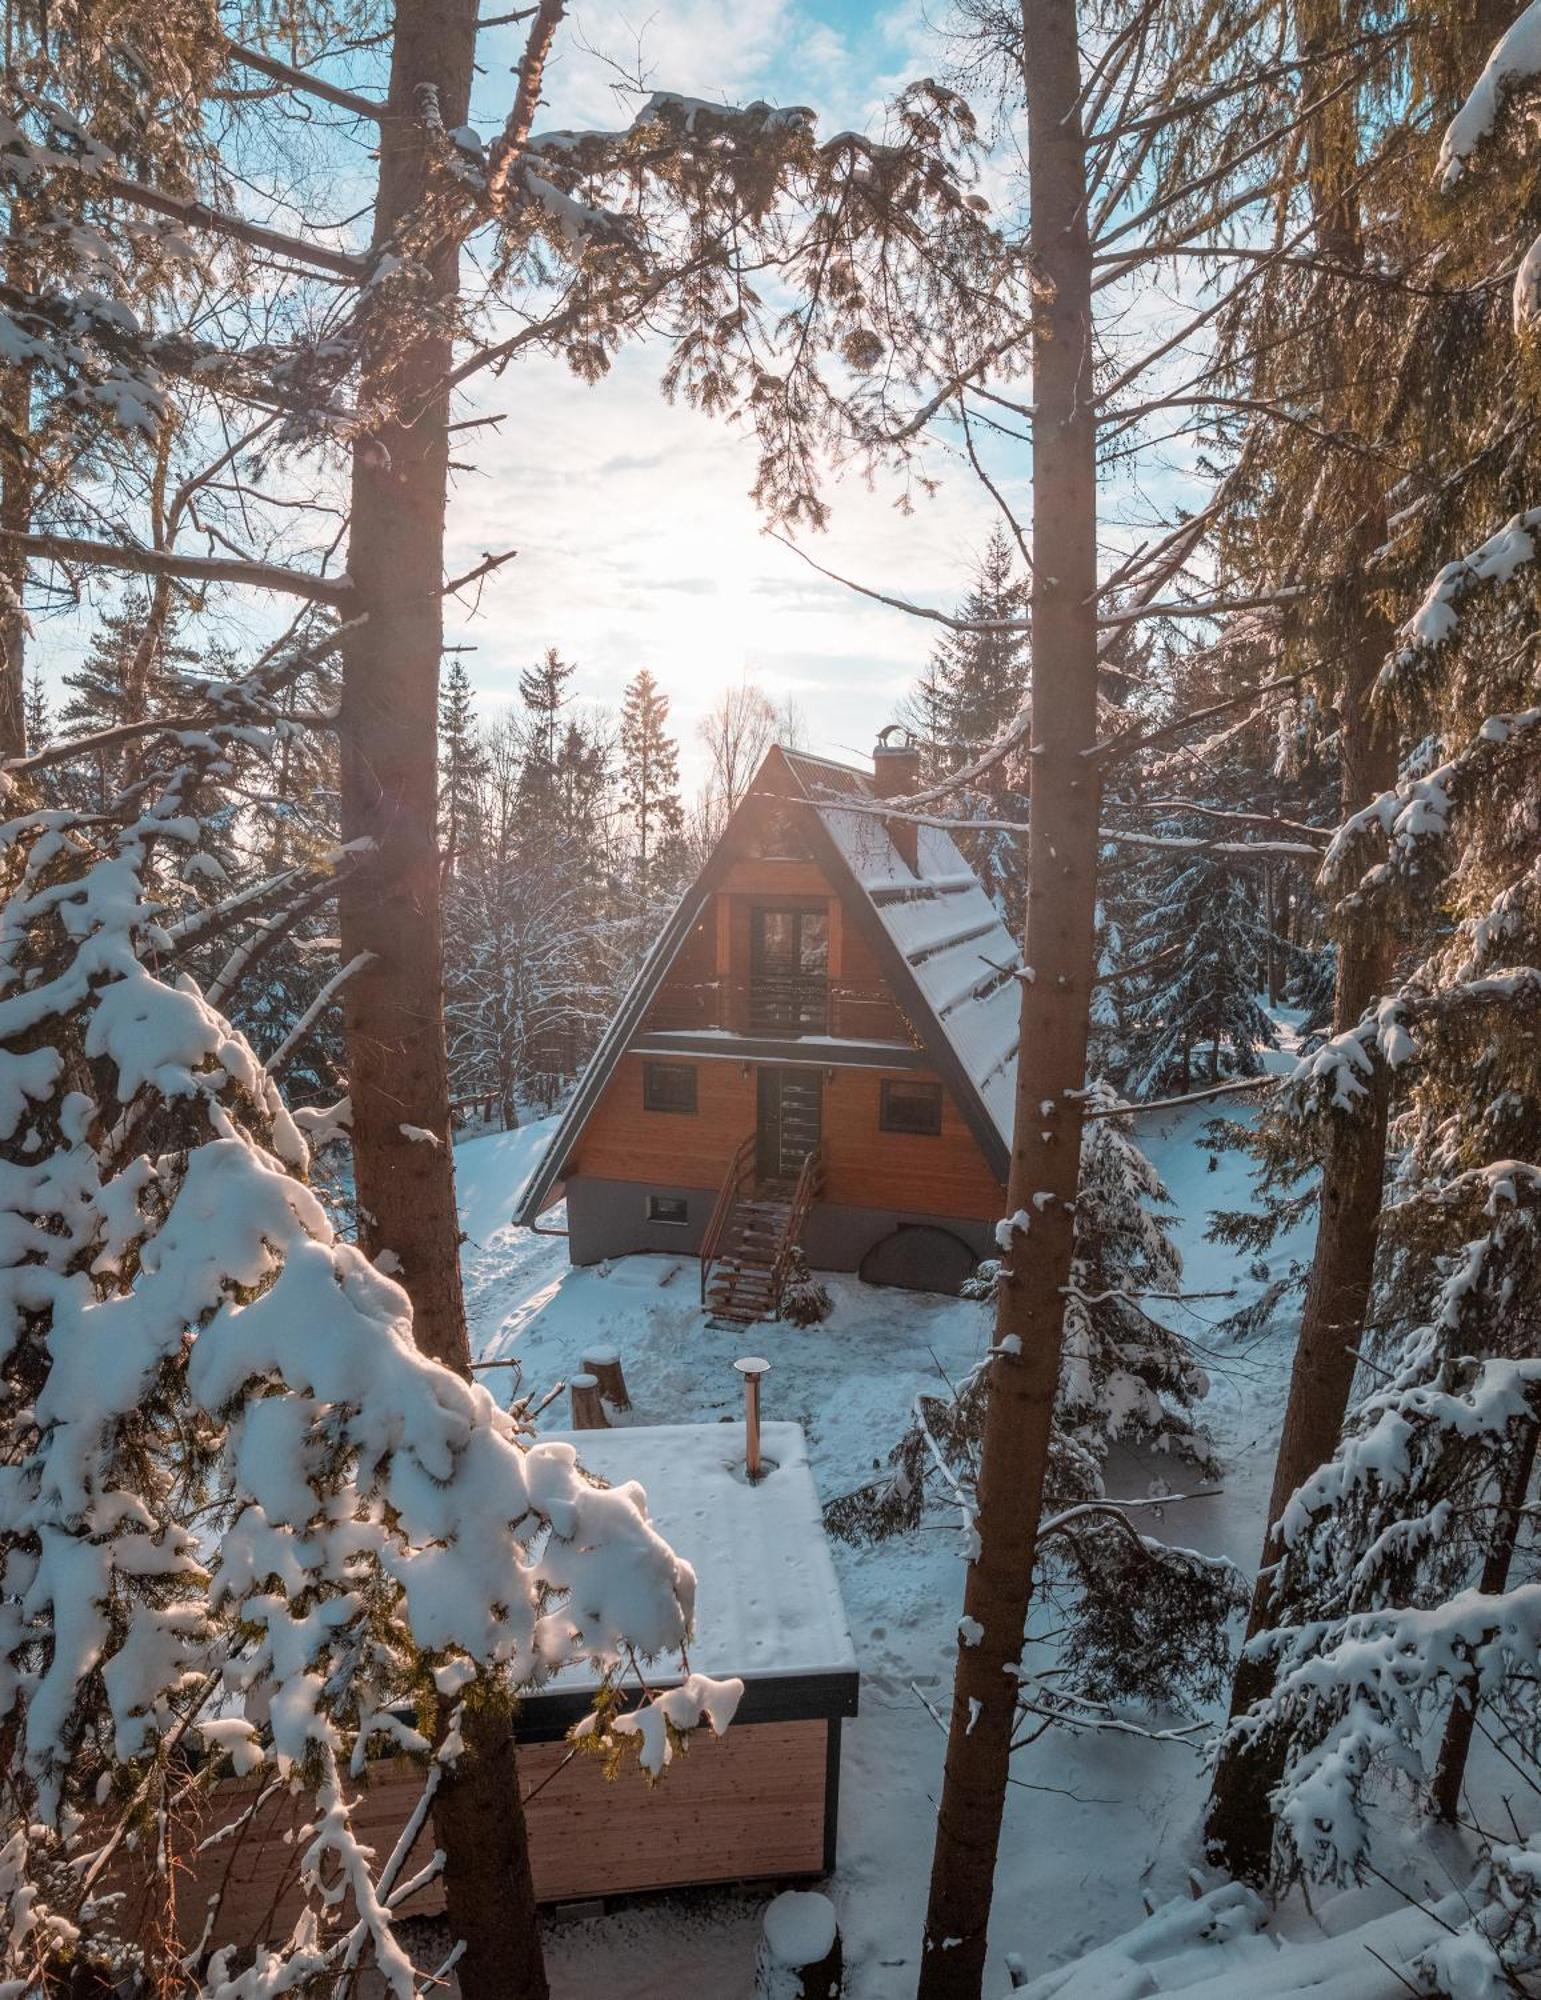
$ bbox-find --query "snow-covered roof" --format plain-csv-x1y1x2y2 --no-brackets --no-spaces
543,1421,858,1691
780,750,1022,1154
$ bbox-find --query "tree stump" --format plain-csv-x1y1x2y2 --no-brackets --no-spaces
581,1347,632,1413
755,1891,842,1999
569,1373,610,1430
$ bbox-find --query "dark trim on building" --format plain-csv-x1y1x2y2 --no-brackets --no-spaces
566,1177,998,1272
784,783,1012,1185
514,1668,860,1746
631,1032,924,1070
513,876,713,1224
822,1717,843,1876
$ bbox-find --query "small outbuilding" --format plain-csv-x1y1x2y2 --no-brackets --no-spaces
104,1421,859,1947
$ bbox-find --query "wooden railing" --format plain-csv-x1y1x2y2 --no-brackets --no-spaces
699,1133,757,1306
645,977,905,1041
770,1140,826,1319
747,973,828,1034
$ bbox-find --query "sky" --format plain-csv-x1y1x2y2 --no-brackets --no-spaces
439,0,1029,787
30,0,1203,794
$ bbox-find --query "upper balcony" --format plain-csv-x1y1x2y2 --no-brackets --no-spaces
642,975,906,1043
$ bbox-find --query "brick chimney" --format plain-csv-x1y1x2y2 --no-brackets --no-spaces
873,725,920,872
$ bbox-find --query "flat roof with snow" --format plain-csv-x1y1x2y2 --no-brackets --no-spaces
522,1420,859,1738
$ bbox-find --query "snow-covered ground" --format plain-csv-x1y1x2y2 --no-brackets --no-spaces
454,1091,1311,1999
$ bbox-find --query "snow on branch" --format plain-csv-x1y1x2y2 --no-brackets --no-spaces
1382,509,1541,683
0,631,710,1988
1438,1,1541,189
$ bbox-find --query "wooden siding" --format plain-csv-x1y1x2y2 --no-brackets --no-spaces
575,1055,1001,1224
99,1721,831,1950
576,789,1001,1223
821,1067,1004,1221
574,1051,756,1186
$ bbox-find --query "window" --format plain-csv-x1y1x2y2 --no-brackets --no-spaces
646,1194,689,1225
643,1061,697,1114
880,1077,943,1136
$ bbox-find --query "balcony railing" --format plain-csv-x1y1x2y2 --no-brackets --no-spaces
747,973,828,1035
643,976,907,1042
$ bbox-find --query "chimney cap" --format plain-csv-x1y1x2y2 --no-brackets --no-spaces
874,723,917,756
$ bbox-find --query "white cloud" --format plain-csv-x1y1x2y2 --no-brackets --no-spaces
444,339,1008,788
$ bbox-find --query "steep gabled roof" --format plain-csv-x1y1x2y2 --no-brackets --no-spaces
512,745,1022,1224
778,749,1023,1156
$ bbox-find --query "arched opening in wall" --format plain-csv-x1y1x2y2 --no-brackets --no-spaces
858,1224,978,1297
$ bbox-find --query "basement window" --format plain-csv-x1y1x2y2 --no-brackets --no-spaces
880,1078,943,1137
646,1194,690,1225
643,1061,698,1114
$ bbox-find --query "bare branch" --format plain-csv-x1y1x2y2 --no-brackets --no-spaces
100,174,368,282
1096,586,1308,628
486,0,568,211
1079,1075,1282,1119
224,42,386,123
269,952,375,1074
2,529,352,605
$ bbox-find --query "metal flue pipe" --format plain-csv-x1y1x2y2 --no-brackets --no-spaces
734,1355,770,1480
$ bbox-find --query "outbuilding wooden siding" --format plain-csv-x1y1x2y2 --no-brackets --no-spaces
99,1720,834,1953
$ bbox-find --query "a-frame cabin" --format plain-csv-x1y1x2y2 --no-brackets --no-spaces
514,729,1023,1317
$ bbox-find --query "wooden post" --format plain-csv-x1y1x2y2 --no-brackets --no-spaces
736,1356,770,1480
581,1348,632,1412
570,1373,610,1430
755,1891,842,2000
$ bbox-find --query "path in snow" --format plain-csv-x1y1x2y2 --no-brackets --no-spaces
453,1090,1312,2000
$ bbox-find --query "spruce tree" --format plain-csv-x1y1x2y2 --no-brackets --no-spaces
1128,856,1277,1094
439,655,488,884
903,525,1030,920
619,666,685,913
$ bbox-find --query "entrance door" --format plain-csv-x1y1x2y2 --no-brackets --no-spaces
749,907,828,1033
756,1068,823,1185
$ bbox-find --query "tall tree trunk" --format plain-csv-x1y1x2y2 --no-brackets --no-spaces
0,432,27,759
1,225,33,759
916,2,1100,1990
1430,1420,1539,1823
336,4,548,1993
1204,0,1397,1883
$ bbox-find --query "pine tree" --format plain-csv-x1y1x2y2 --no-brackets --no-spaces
516,646,576,820
0,641,718,1993
57,587,194,809
921,526,1030,769
22,666,48,749
619,667,685,913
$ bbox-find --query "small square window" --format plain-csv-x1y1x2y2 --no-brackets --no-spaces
646,1193,689,1225
643,1061,697,1113
880,1077,943,1136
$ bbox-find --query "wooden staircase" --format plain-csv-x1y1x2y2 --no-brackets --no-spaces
700,1139,824,1325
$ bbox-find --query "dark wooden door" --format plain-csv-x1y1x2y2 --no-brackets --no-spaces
756,1067,822,1184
